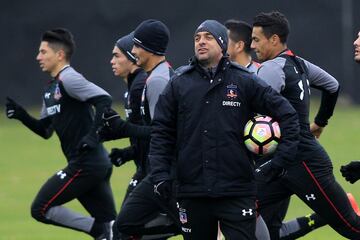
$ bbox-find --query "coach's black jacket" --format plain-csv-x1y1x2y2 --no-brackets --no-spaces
149,57,300,198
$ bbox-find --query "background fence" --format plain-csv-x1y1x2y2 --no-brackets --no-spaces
1,0,360,106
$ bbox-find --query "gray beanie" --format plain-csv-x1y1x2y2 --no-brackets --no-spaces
195,20,228,54
116,32,137,63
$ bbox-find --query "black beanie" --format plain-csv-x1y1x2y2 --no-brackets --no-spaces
195,20,228,54
133,19,170,56
116,32,137,63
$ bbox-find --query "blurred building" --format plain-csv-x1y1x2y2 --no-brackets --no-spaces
1,0,359,106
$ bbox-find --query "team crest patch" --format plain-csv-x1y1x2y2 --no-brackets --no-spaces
226,84,238,99
54,83,62,100
179,209,188,224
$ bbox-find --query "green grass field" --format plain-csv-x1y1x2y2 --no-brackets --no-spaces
1,101,359,240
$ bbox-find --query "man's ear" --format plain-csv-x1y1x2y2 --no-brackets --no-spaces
236,41,245,53
270,34,280,46
56,49,66,61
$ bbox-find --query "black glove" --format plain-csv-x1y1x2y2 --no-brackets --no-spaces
154,180,172,200
97,125,121,142
340,161,360,184
77,133,99,153
99,108,127,141
5,97,27,120
109,148,133,167
255,159,286,183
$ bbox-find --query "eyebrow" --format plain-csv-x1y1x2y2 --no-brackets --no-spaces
195,32,213,37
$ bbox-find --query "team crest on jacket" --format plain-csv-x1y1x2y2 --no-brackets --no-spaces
54,83,62,100
179,208,188,224
226,84,238,99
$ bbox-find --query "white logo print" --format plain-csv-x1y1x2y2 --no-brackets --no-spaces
219,36,224,44
47,104,61,115
57,170,67,180
293,66,298,74
129,179,138,187
181,227,192,233
305,194,316,201
242,209,253,216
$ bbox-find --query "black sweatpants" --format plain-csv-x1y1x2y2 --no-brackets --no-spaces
31,163,117,226
178,196,256,240
121,168,146,207
258,146,360,239
115,176,181,239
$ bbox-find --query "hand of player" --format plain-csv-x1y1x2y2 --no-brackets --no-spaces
5,97,27,120
154,180,172,200
310,122,324,139
340,161,360,184
97,125,121,142
255,159,286,183
109,148,127,167
99,108,127,141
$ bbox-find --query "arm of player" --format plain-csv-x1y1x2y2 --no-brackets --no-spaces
99,108,151,140
303,59,339,128
116,121,151,138
146,76,169,120
257,60,286,93
61,73,112,151
99,76,167,140
109,145,136,167
249,77,300,171
83,95,112,149
149,79,178,186
6,97,53,139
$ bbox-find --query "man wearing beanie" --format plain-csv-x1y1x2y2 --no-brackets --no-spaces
105,32,148,201
149,19,300,239
99,20,181,240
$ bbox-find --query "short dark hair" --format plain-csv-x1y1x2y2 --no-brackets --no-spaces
224,19,252,54
253,11,290,44
41,28,75,61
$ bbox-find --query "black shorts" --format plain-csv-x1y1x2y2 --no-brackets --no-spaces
178,196,256,240
257,146,360,239
31,163,116,222
115,175,180,237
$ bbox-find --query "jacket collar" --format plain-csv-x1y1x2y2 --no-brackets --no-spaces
127,67,144,89
191,56,231,79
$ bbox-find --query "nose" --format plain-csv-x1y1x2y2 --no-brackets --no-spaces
36,53,41,61
250,40,255,49
198,36,206,45
131,46,138,55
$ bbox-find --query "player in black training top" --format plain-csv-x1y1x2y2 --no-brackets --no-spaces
251,11,360,240
340,30,360,183
5,28,116,240
105,32,148,201
99,20,180,240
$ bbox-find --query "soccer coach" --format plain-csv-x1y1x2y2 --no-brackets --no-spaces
149,20,300,239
